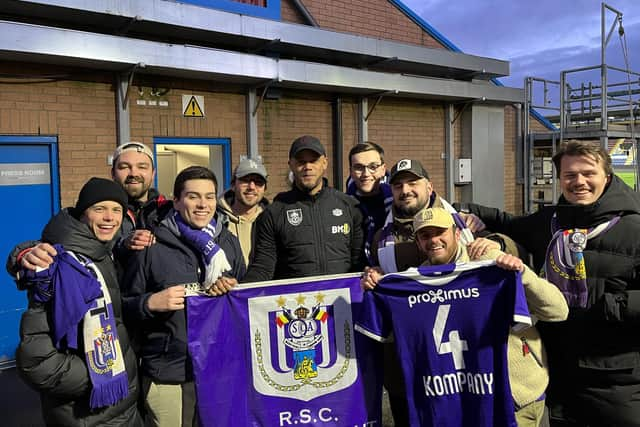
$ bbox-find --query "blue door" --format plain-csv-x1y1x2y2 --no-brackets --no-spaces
0,136,59,365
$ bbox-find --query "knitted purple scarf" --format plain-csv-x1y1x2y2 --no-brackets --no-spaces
22,244,129,409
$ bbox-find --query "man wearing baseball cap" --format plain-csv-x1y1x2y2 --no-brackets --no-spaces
363,157,476,426
361,207,568,427
369,158,475,274
217,158,270,265
211,135,365,291
11,141,169,275
110,141,171,250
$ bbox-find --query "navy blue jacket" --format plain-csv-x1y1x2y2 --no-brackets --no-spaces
121,212,245,383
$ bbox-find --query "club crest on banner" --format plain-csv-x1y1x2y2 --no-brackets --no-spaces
286,209,303,226
248,288,358,401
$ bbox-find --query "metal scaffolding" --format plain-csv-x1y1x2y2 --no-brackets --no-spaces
523,2,639,212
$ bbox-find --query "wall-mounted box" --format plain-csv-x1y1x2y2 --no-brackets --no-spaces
455,158,472,184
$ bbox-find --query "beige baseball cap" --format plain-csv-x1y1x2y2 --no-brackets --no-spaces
413,207,454,233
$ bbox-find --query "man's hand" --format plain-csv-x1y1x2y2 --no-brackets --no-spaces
494,254,525,272
125,230,156,251
459,213,486,233
208,276,238,296
467,237,501,260
20,243,57,271
360,266,384,290
147,285,186,312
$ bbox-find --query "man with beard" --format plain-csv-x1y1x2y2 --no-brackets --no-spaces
363,158,477,426
216,158,269,266
122,166,245,426
9,141,168,272
211,135,364,291
368,158,474,275
110,141,169,251
15,178,142,426
360,208,568,426
458,140,640,427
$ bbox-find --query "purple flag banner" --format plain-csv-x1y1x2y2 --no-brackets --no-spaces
187,273,382,427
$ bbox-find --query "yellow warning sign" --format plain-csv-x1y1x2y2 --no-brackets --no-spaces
182,95,205,117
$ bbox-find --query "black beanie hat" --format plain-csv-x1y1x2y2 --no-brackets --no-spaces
72,177,128,218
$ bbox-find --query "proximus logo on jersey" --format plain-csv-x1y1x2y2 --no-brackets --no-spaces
408,288,480,308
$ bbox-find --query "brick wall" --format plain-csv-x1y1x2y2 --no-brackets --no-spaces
257,94,333,196
0,64,117,206
530,114,552,133
129,85,247,182
281,0,445,48
281,0,306,24
255,96,451,200
367,100,446,193
504,105,523,213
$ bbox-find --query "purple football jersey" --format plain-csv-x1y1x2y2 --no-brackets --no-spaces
355,261,531,427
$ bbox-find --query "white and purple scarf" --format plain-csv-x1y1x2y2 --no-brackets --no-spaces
543,214,621,307
172,211,231,290
377,194,473,273
23,245,128,409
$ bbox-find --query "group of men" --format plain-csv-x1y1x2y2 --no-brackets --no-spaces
7,135,640,427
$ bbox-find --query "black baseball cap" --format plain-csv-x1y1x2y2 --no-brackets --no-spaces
389,159,430,184
289,135,326,159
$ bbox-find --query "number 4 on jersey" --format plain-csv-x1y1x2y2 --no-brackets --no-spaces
432,304,468,369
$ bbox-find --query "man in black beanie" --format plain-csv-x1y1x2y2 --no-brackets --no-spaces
71,177,129,219
10,141,169,274
15,177,142,426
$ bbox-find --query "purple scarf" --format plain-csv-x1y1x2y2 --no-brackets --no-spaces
21,244,128,409
543,215,621,307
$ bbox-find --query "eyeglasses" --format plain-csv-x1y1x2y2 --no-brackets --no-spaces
351,163,383,174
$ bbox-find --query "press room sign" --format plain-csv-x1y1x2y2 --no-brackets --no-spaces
0,163,51,186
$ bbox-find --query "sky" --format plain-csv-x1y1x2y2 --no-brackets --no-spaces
402,0,640,110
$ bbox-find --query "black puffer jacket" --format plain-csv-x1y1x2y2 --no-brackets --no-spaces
121,210,245,383
466,175,640,382
242,181,365,282
16,209,140,427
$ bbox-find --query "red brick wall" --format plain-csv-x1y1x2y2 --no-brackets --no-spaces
281,0,445,48
504,105,523,214
0,65,116,206
367,99,446,192
0,64,250,206
530,114,551,133
281,0,306,24
129,87,247,169
257,95,333,196
339,100,359,182
255,96,452,200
